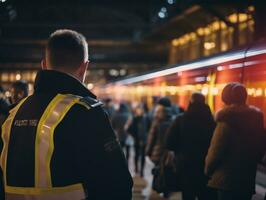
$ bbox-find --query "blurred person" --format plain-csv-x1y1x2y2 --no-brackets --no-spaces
146,97,173,198
0,86,10,124
10,80,29,108
127,103,151,177
165,92,217,200
103,98,115,119
148,96,160,122
146,97,173,165
171,104,180,119
205,83,266,200
0,29,133,200
112,103,132,161
0,86,9,200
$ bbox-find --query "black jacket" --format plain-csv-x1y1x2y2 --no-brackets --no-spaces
0,70,133,200
166,102,216,189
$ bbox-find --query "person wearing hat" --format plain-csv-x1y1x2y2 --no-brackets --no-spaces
205,82,266,200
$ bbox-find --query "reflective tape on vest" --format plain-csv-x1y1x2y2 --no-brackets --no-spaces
35,94,80,188
5,183,86,200
1,97,29,185
1,94,88,199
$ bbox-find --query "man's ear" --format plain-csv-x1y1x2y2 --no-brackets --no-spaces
77,61,89,82
41,59,47,70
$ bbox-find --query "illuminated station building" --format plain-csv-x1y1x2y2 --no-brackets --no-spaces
0,1,266,118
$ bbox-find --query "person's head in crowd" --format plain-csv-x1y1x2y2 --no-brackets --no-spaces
142,102,149,113
157,97,171,108
42,29,89,83
11,80,29,104
190,92,205,105
154,97,172,121
104,98,113,108
135,104,145,117
118,103,129,113
221,82,247,105
152,96,159,106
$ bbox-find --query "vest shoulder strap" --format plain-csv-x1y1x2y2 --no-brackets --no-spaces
78,96,103,109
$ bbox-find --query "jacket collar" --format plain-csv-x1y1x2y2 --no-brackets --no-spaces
34,70,96,98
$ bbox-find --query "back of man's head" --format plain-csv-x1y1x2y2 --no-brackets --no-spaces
46,29,88,70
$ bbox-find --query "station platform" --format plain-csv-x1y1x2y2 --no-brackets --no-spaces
129,152,266,200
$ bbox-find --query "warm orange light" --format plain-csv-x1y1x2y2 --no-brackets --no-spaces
172,39,179,46
239,13,248,22
197,28,205,36
204,27,211,35
247,88,255,96
201,87,208,95
255,88,263,97
190,32,197,40
204,42,216,50
211,87,219,95
212,21,220,31
248,6,255,12
228,13,238,23
221,22,227,29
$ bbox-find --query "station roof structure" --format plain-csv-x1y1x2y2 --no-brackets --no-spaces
0,0,251,82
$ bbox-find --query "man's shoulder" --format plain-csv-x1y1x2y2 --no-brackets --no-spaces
78,96,104,109
68,96,105,120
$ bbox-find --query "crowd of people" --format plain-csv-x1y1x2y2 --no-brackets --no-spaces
1,79,266,200
0,29,266,200
104,82,266,200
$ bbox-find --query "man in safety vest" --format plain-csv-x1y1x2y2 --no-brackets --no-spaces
0,29,133,200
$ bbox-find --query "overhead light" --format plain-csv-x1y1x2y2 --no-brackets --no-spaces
161,7,167,13
15,73,21,80
158,12,166,18
0,0,7,2
120,69,127,76
109,69,119,77
167,0,174,4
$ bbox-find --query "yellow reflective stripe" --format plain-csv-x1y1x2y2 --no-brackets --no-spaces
35,94,80,188
5,183,83,195
0,97,29,185
35,94,65,188
46,96,80,187
6,188,85,200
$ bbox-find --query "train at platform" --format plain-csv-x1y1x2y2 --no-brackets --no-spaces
97,39,266,125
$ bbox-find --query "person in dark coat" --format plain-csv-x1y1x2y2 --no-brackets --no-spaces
0,87,9,200
205,82,266,200
103,98,115,119
0,86,10,125
165,92,217,200
112,103,132,161
146,97,173,165
127,104,150,177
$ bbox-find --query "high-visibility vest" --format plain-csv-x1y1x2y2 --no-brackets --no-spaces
1,94,91,200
